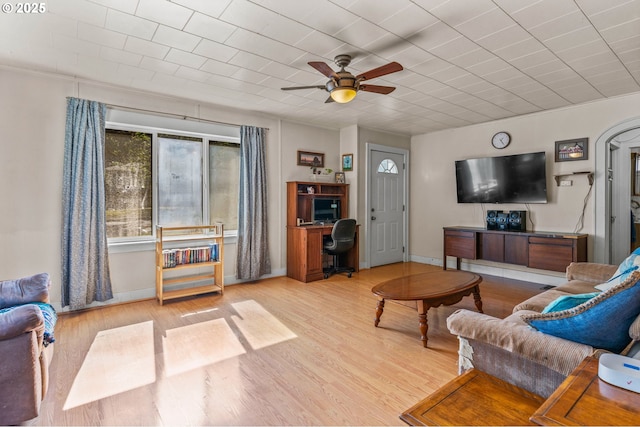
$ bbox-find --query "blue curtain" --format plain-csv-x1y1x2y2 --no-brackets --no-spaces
236,125,271,280
62,97,113,309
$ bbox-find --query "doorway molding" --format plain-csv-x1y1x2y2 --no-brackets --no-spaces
365,143,409,268
594,117,640,263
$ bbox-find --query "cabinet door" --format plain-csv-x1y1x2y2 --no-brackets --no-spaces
305,229,324,276
481,233,504,262
528,237,574,272
444,230,476,259
505,234,528,265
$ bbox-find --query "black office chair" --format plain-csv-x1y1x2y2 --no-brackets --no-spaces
323,218,357,279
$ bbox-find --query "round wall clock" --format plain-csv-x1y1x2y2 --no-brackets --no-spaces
491,132,511,149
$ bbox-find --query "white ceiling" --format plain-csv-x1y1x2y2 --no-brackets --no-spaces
1,0,639,136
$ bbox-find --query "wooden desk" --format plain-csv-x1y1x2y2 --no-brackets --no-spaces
531,356,640,426
401,369,544,426
286,225,359,282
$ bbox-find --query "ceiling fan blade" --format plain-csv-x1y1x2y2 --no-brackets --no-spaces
308,61,339,79
359,84,396,95
356,62,403,81
281,85,326,91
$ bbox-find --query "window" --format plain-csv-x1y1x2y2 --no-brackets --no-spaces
377,158,399,174
105,124,240,241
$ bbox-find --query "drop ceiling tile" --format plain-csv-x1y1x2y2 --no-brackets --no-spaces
551,81,603,103
48,0,107,27
579,60,628,78
533,66,582,84
542,26,601,52
341,0,413,25
429,37,483,61
77,54,119,79
592,75,640,96
600,18,640,43
117,63,155,81
333,18,389,48
100,46,142,66
378,3,439,37
299,2,360,36
293,31,347,58
78,22,127,49
444,72,485,89
228,51,272,71
509,0,579,29
249,0,321,21
135,0,194,30
259,61,301,80
139,56,180,74
171,0,233,18
225,28,305,64
183,13,236,43
105,9,157,41
412,56,454,77
174,66,212,82
532,10,590,43
386,45,434,68
475,25,530,52
466,57,511,76
193,39,237,62
37,13,78,38
512,51,560,72
411,22,463,51
454,7,516,40
565,50,619,71
609,33,640,53
153,25,201,51
124,37,170,60
200,59,240,76
53,33,100,56
90,0,136,14
493,37,546,62
430,0,497,27
449,48,497,69
555,39,611,63
230,67,270,85
221,0,314,46
482,67,527,86
587,1,640,30
165,48,207,68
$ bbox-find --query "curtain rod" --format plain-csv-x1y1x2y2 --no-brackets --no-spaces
67,97,268,130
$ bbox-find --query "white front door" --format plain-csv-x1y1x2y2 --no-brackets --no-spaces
369,148,406,267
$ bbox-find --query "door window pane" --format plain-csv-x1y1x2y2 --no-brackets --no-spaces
158,134,203,226
105,129,152,238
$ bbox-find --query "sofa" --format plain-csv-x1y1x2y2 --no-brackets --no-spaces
0,273,57,425
447,261,640,398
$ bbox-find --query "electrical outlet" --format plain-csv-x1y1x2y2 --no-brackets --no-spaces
560,180,573,186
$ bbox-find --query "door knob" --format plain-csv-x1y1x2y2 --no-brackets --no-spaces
371,216,376,220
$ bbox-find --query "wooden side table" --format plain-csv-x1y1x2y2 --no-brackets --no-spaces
531,355,640,426
401,369,544,426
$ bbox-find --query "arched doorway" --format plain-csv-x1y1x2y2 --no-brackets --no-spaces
594,118,640,264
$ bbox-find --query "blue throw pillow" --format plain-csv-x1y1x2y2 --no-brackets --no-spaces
541,292,600,313
522,271,640,353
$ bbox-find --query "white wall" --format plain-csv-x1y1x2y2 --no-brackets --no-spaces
410,91,640,281
0,66,342,309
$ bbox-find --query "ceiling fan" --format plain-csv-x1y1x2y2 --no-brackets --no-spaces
281,54,403,104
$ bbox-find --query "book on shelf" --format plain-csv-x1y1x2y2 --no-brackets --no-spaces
162,243,219,268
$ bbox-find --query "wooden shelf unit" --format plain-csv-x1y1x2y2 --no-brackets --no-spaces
155,224,224,305
286,181,349,226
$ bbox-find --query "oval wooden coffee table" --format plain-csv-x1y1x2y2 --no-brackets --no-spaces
371,270,483,348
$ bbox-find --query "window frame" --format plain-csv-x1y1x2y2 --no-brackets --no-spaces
105,121,240,251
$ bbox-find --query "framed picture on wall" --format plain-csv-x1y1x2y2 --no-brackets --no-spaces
342,153,353,171
335,171,345,183
555,138,588,162
297,150,324,167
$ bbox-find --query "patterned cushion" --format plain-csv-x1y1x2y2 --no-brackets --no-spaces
0,302,57,346
522,271,640,353
596,248,640,292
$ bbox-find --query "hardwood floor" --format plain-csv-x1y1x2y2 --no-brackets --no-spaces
36,262,545,426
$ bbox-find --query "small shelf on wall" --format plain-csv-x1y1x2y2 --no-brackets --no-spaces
553,171,594,186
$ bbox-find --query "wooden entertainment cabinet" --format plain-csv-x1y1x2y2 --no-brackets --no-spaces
443,226,587,272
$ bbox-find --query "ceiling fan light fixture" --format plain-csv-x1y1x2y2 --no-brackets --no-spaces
330,87,357,103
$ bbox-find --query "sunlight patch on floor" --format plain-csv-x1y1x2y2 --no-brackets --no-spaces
162,318,246,377
231,300,297,350
63,321,155,410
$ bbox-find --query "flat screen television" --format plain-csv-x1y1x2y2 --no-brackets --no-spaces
455,151,547,204
312,198,341,222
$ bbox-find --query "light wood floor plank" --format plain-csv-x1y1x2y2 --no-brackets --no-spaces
34,262,544,426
